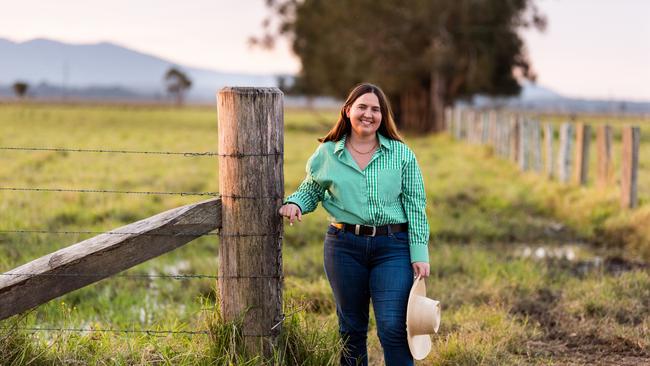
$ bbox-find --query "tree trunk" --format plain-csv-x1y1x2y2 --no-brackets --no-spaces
398,75,446,134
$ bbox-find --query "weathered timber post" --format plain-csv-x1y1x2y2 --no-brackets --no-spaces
488,111,498,147
481,112,489,144
453,108,462,140
531,121,543,173
519,118,529,171
621,126,640,209
573,123,591,185
557,123,574,183
510,115,520,163
461,109,469,140
596,125,613,189
495,114,502,156
544,123,554,179
499,113,508,158
467,111,476,143
217,87,284,355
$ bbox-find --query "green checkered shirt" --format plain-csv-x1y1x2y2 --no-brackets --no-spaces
285,133,430,263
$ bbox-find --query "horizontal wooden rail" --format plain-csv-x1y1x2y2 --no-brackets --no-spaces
0,198,221,320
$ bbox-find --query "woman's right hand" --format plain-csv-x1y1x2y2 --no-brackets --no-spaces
278,203,302,225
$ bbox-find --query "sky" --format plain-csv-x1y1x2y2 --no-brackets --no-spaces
1,0,648,101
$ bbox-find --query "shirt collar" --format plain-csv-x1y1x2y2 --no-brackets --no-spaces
334,133,392,155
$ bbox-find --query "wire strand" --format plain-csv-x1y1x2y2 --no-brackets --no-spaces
0,229,219,237
1,326,210,336
0,187,286,199
0,146,283,157
0,272,281,280
0,187,218,197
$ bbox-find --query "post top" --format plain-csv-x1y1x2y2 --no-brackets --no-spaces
219,87,283,95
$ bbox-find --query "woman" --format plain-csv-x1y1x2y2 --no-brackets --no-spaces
278,83,430,366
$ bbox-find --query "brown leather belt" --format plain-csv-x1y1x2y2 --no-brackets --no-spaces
331,222,408,237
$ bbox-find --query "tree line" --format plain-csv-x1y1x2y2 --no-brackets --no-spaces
254,0,546,132
7,67,192,106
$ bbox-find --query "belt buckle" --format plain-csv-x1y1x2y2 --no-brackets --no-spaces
369,226,377,237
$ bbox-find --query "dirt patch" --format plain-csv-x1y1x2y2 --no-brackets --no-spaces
511,288,650,364
525,338,649,366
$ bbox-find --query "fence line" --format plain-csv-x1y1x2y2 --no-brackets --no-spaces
0,187,286,200
0,146,283,158
1,327,210,336
0,273,280,280
0,229,219,237
0,146,220,156
3,300,312,336
1,87,286,356
0,186,218,197
0,230,277,238
447,107,641,208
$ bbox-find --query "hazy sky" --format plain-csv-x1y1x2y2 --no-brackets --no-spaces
1,0,648,101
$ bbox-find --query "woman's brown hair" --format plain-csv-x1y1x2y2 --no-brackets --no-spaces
319,83,403,143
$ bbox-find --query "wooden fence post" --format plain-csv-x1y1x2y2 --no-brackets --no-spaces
481,112,490,144
531,121,543,173
596,125,613,189
217,87,284,355
496,114,503,157
573,123,591,186
453,108,462,140
557,123,574,183
621,126,640,209
510,115,520,163
544,123,554,179
488,111,498,147
519,118,529,171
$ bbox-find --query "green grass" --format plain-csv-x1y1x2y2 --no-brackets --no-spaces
0,104,648,364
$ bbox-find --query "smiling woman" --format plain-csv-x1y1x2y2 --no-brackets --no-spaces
278,83,431,365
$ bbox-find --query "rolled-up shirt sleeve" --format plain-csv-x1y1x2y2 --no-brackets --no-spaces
284,154,325,214
401,154,430,263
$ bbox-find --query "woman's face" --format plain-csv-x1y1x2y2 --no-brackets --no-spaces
346,92,382,138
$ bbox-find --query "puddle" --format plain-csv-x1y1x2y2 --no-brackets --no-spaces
512,243,649,276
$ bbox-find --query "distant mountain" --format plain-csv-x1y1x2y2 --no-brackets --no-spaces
471,81,650,115
1,37,648,113
0,38,278,101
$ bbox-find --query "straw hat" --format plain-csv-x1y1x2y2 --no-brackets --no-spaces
406,275,441,360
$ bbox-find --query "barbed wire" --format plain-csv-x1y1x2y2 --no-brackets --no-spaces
0,272,282,280
5,301,306,336
0,326,209,336
0,146,283,158
0,229,219,237
0,187,218,197
0,187,285,200
0,229,282,239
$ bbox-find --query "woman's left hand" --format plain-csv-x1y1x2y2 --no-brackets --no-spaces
412,262,430,278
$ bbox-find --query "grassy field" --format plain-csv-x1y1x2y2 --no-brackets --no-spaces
0,104,648,365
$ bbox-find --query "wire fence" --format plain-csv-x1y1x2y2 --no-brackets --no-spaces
0,142,287,340
0,326,211,336
0,145,282,158
1,300,311,337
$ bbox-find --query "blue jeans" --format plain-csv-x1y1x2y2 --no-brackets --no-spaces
323,225,414,366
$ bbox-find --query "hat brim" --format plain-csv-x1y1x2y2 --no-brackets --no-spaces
406,276,433,360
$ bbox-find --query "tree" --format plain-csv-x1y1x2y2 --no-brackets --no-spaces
12,81,29,99
164,67,192,106
255,0,546,132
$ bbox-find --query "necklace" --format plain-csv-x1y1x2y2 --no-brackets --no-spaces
348,140,378,155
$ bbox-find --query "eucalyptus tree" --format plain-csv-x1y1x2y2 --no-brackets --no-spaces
164,67,192,107
255,0,546,132
12,81,29,99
